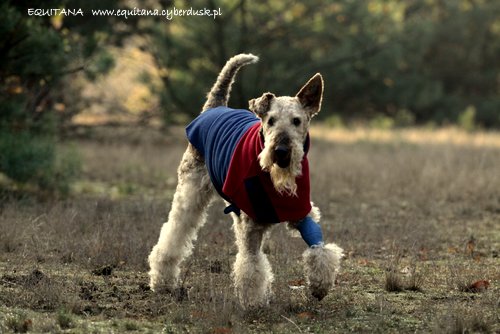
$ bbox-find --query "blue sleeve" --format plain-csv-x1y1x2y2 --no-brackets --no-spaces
296,216,324,247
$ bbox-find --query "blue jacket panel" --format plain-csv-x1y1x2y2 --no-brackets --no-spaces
186,107,259,193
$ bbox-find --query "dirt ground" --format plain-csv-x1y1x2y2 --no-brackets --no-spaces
1,126,499,333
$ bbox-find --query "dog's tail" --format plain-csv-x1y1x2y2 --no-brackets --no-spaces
202,53,259,111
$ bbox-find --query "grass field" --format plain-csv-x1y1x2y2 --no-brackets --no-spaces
1,125,499,333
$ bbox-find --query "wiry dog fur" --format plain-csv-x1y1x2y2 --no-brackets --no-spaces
148,53,343,308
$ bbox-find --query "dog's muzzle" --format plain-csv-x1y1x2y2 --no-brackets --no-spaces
273,145,291,168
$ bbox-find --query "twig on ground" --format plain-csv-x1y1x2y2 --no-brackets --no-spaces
280,314,302,333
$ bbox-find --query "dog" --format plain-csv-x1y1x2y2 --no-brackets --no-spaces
148,53,343,308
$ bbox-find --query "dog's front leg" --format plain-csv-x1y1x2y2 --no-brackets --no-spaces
232,214,273,308
293,204,344,300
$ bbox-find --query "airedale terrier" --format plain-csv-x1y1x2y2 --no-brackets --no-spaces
148,53,343,308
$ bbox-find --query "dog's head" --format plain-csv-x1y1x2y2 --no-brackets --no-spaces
249,73,324,195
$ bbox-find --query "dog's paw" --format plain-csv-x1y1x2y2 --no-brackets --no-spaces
303,242,344,300
148,272,179,294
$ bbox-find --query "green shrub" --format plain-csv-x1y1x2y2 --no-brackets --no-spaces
458,105,477,132
0,131,54,184
370,114,395,130
325,114,345,128
394,109,416,127
52,144,82,194
57,308,75,330
124,320,140,331
0,130,80,194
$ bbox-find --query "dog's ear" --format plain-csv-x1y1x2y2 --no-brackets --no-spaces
296,73,323,117
249,92,275,117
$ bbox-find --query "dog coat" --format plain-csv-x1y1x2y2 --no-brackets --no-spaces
186,106,312,224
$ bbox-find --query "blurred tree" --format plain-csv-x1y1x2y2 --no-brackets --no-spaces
403,0,500,127
143,0,499,128
0,0,123,192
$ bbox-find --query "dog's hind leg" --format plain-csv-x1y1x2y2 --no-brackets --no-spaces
148,144,215,292
232,215,273,308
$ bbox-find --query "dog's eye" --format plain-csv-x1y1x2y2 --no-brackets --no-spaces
268,117,275,127
292,117,301,126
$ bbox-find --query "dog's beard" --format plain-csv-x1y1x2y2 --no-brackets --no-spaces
258,139,304,196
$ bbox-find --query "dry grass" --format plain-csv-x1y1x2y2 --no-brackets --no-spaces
311,125,500,148
0,125,499,333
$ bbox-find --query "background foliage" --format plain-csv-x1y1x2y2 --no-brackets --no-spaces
0,0,120,191
147,0,500,127
1,0,499,190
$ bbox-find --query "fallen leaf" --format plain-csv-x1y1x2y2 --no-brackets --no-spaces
287,279,306,287
419,248,428,260
465,280,490,293
357,258,372,266
212,327,232,334
190,310,208,319
297,311,314,320
22,319,33,332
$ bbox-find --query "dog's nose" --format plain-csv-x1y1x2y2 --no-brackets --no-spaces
274,145,289,159
274,145,291,168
